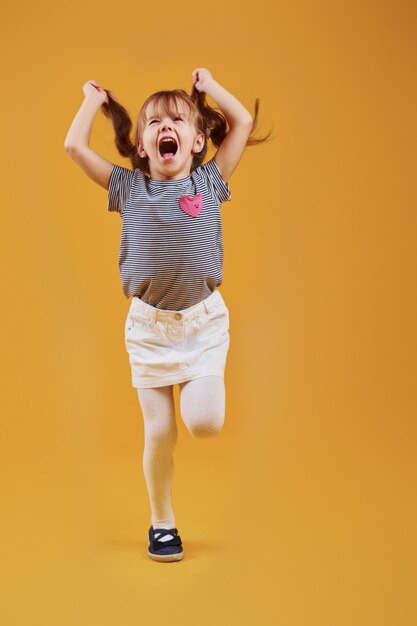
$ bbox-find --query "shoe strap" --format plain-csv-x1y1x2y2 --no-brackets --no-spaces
151,527,182,549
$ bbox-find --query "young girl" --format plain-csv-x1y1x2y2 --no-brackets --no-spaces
64,68,271,562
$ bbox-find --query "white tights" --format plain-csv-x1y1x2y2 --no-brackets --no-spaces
137,375,225,530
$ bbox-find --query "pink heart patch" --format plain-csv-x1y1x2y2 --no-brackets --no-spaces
178,193,203,217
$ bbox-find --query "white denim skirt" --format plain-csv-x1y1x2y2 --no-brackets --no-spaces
124,289,230,389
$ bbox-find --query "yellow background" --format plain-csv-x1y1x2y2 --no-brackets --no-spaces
1,0,416,624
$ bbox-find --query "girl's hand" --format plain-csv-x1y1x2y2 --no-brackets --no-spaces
82,80,108,104
192,68,214,93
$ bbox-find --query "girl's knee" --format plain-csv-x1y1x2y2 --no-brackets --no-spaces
186,411,225,438
145,423,178,447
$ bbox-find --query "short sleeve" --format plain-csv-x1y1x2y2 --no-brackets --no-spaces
199,157,231,204
107,164,135,214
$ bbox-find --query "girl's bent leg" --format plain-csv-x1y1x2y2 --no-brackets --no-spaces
136,384,178,529
179,375,225,438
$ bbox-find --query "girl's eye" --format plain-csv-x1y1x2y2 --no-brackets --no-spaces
149,117,183,124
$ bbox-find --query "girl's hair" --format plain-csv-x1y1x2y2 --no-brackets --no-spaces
100,85,273,176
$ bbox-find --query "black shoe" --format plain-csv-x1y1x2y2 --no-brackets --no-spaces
148,526,184,562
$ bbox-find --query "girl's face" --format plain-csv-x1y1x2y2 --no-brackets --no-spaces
137,102,205,180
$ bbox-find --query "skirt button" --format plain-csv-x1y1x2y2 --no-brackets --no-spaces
174,313,182,320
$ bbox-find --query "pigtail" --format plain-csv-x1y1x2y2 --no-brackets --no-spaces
100,90,140,170
190,87,228,149
190,86,274,149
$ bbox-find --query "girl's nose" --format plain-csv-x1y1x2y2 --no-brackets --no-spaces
160,120,173,131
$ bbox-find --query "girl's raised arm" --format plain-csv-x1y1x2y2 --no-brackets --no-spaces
64,81,113,190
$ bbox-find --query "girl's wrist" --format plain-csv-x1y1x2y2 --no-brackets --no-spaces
201,78,218,97
82,94,104,109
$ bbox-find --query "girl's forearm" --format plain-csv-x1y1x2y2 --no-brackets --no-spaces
204,79,253,127
64,96,102,149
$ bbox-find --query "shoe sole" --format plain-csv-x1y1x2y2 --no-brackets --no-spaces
148,548,184,562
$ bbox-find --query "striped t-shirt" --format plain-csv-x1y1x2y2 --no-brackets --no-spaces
107,157,232,310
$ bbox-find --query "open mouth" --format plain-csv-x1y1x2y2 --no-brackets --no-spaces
158,137,178,160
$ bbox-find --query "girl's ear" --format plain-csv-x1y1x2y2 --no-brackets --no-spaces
193,131,205,154
137,139,147,158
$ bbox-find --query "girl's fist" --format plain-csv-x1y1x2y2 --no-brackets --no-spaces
192,68,214,92
82,80,108,104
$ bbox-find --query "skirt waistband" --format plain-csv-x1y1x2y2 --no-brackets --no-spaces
129,289,225,323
